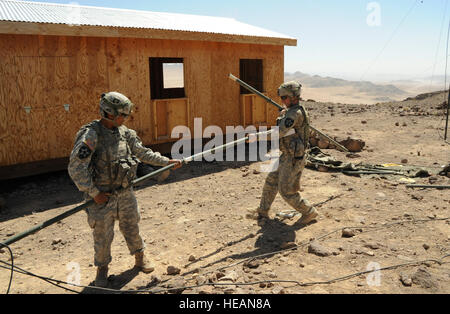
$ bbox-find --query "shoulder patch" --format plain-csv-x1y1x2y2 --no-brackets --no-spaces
78,144,92,159
285,118,294,128
84,138,95,151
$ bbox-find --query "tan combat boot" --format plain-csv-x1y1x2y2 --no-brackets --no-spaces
135,251,155,273
245,207,269,220
297,207,319,225
95,266,109,288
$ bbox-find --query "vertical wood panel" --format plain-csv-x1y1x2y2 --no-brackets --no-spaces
46,56,73,159
253,96,268,126
153,98,189,141
210,42,240,130
10,35,41,164
106,37,140,132
136,38,152,143
0,35,17,165
184,40,211,135
262,46,284,125
16,56,49,163
69,36,94,129
155,100,168,138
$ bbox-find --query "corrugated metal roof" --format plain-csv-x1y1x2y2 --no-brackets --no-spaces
0,0,296,42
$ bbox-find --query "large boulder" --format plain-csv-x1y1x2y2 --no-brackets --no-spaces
339,137,365,152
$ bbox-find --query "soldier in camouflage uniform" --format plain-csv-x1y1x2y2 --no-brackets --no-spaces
68,92,182,288
247,82,318,224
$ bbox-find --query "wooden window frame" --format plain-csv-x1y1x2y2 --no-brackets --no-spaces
150,57,185,100
239,59,264,94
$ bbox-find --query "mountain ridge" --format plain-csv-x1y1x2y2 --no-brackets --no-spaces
285,71,407,97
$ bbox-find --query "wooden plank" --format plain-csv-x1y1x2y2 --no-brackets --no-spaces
241,94,253,127
253,95,268,126
46,56,73,159
122,38,140,132
152,98,189,141
106,37,140,132
69,36,94,128
185,41,212,134
155,100,168,139
168,98,189,133
136,38,153,144
261,47,284,125
14,55,46,164
0,35,17,166
210,42,240,130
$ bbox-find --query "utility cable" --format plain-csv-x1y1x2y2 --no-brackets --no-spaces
129,253,450,294
209,217,450,275
430,0,449,89
2,216,447,294
0,243,13,294
360,0,420,81
1,253,448,294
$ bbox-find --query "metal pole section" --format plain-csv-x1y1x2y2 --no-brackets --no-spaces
183,129,273,163
406,185,450,189
444,17,450,140
228,74,349,152
229,74,284,110
445,82,449,140
1,129,272,247
132,129,273,185
1,200,95,246
309,126,349,152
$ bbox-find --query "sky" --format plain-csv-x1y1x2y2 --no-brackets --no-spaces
23,0,450,83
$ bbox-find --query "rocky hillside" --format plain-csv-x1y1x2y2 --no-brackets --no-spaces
285,71,413,104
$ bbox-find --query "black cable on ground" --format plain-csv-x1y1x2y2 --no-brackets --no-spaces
147,254,450,294
0,260,108,294
1,216,448,294
3,253,448,295
0,243,13,294
209,216,450,275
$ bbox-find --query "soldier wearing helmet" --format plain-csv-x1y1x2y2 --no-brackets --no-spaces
99,91,135,125
68,92,182,287
247,82,318,225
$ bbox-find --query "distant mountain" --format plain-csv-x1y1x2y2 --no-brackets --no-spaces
285,71,407,97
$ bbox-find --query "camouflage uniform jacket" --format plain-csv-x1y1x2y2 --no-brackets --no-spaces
276,104,310,158
68,120,169,198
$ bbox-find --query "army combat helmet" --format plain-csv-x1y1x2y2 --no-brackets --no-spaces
100,92,135,119
277,81,302,98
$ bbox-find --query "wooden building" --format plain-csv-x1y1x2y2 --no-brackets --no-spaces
0,0,297,179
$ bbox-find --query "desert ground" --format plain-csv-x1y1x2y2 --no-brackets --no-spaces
0,90,449,295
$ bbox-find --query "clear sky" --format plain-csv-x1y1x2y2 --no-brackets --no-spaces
24,0,450,82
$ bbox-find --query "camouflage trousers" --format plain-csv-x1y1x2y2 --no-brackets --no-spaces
259,153,312,214
86,188,144,267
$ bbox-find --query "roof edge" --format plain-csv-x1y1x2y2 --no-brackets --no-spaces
0,21,297,46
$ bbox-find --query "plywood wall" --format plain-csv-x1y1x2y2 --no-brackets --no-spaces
0,33,284,167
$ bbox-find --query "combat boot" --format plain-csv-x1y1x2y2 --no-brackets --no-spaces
95,266,109,288
297,207,319,225
135,251,155,273
245,207,269,220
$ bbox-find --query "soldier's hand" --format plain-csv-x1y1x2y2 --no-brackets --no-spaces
246,133,258,144
169,159,183,170
94,192,111,204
